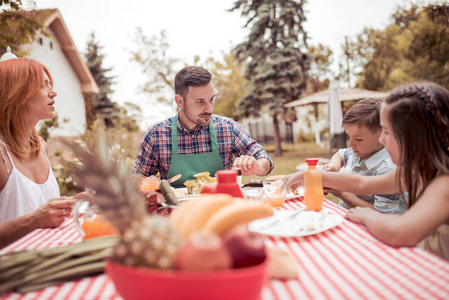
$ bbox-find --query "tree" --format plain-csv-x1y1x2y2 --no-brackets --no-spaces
130,28,181,112
131,29,249,120
0,0,47,56
307,43,333,92
84,32,120,128
346,26,400,90
201,52,248,119
345,2,449,91
230,0,309,157
397,3,449,88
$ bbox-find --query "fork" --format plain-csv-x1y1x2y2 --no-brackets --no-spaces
257,207,307,230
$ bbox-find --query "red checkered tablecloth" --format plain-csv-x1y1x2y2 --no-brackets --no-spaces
1,198,449,300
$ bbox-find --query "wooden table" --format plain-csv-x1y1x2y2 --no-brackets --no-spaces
2,198,449,300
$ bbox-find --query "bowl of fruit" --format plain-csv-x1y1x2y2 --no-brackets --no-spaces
107,241,267,300
106,195,273,300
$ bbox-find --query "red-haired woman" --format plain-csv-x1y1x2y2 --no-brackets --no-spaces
0,57,79,248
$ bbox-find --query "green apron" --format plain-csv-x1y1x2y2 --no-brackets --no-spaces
167,116,225,188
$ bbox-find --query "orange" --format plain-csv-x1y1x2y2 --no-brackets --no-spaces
267,198,285,208
82,215,117,239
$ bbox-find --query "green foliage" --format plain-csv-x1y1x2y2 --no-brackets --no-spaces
307,43,333,92
344,1,449,90
0,0,21,9
52,156,82,196
84,32,121,128
130,28,181,112
54,120,142,195
230,0,309,156
199,52,248,119
38,113,69,141
130,28,250,120
0,1,47,56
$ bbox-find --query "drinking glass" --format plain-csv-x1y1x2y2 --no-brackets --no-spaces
242,187,265,203
263,178,287,208
73,200,117,239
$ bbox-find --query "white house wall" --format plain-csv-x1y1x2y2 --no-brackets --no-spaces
24,31,86,137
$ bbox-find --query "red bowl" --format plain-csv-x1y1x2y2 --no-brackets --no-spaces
106,259,268,300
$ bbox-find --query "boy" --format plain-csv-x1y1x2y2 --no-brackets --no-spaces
323,98,406,214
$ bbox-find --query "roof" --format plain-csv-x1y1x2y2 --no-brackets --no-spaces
284,88,390,107
5,9,99,94
42,9,99,94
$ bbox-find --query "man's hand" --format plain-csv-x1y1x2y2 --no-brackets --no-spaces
233,155,262,176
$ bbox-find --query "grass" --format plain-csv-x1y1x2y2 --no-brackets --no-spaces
243,141,339,204
244,141,331,183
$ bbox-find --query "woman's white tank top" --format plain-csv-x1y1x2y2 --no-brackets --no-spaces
0,140,60,224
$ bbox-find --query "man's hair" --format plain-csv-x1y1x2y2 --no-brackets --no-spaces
174,66,212,100
0,58,52,159
342,98,383,133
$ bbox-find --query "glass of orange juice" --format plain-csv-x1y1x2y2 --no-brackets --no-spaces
73,200,117,239
263,178,287,208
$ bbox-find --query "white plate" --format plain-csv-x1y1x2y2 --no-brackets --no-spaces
248,209,343,237
177,194,201,201
173,187,188,196
285,187,304,200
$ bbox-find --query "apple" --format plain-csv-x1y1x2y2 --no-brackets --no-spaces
176,231,232,271
223,225,266,268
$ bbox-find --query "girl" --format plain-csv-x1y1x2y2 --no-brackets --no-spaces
286,81,449,261
0,57,81,248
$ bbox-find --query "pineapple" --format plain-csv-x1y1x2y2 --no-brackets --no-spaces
64,131,184,269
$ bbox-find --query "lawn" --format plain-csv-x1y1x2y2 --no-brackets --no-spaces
244,141,331,183
244,141,340,204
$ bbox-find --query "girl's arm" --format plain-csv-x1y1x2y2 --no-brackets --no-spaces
286,168,401,195
346,175,449,247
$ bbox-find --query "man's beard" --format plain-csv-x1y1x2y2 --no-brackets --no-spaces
183,103,212,127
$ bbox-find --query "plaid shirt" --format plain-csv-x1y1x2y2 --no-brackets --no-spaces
133,114,273,179
337,147,406,214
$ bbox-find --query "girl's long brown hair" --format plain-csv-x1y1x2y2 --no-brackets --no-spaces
0,58,53,159
385,82,449,207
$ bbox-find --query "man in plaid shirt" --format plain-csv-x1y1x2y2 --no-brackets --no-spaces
132,66,273,188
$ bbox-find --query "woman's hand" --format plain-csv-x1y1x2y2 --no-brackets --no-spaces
32,197,77,228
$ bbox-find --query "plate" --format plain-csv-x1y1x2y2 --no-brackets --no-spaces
285,187,304,200
173,188,188,197
248,209,343,237
177,194,201,201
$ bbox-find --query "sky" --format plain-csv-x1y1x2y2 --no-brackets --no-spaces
31,0,407,129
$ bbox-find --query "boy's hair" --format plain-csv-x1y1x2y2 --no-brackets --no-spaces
174,66,212,100
342,98,383,133
385,81,449,207
0,58,52,159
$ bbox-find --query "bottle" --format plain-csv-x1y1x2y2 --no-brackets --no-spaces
214,170,244,198
304,158,324,211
